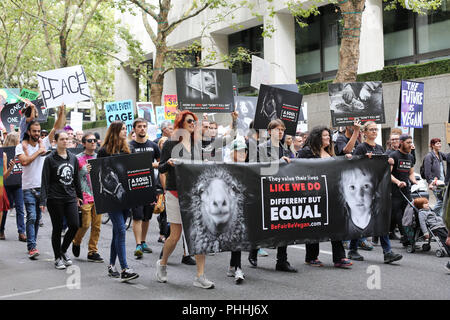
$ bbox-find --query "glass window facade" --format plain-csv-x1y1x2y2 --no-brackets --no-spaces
295,5,341,83
228,26,264,93
384,6,450,65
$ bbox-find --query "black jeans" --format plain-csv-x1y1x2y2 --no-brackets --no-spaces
391,191,409,237
47,199,79,260
248,246,288,263
305,241,345,263
230,251,241,268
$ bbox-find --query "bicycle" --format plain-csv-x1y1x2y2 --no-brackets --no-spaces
101,211,133,230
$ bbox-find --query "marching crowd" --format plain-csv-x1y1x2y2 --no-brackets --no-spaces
0,99,449,291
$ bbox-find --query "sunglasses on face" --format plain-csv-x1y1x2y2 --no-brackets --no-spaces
186,119,196,124
86,139,97,143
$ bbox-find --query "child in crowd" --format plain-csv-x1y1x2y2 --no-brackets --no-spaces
413,198,450,257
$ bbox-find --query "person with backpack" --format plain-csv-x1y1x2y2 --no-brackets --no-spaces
422,138,446,217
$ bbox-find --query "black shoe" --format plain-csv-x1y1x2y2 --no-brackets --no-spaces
72,244,80,258
248,257,257,268
108,265,120,278
120,268,139,283
88,252,104,263
348,250,364,261
181,255,196,265
275,261,298,273
384,251,403,264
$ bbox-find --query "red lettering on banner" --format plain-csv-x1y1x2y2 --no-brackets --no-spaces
269,184,290,192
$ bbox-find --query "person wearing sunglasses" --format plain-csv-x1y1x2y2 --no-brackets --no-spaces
71,133,104,263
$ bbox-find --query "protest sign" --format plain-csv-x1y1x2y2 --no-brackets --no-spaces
175,156,391,254
175,68,234,113
155,106,166,125
105,99,134,133
232,73,238,97
70,111,83,133
1,102,23,132
3,146,22,187
234,96,257,134
19,89,39,101
36,65,91,108
399,80,424,128
251,55,270,89
254,84,303,136
164,95,177,121
297,102,308,133
0,88,20,104
89,152,156,214
328,82,385,126
137,102,155,124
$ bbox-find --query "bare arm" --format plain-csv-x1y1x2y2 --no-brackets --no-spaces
48,104,66,142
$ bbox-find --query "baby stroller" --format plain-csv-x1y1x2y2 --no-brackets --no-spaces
401,189,448,257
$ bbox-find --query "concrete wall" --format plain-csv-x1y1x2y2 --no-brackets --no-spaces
303,73,450,170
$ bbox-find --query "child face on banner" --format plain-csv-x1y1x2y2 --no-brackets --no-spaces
341,168,374,229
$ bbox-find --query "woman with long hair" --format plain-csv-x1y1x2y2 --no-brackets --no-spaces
298,126,353,268
98,121,139,282
40,130,83,270
347,121,403,264
156,110,215,289
1,139,15,237
1,132,26,241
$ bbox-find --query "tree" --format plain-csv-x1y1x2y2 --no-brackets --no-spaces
0,1,39,87
116,0,259,107
5,0,120,112
288,0,442,83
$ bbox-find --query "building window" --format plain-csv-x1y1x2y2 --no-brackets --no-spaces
384,6,450,65
228,25,264,94
295,4,341,84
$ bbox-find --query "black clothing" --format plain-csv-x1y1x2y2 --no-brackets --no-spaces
47,199,79,259
335,134,359,156
40,151,82,207
423,151,446,184
390,150,414,196
97,147,129,158
353,142,384,156
158,139,201,191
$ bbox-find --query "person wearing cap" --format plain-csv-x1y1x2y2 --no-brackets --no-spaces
40,129,49,139
225,137,248,284
390,134,418,245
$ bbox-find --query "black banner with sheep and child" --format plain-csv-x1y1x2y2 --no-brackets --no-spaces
175,156,392,255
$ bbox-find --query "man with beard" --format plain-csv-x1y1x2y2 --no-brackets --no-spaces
390,134,418,245
129,118,160,258
16,105,65,259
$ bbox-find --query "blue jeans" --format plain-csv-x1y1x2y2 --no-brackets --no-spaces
350,236,391,253
5,186,25,234
23,189,42,251
109,210,129,270
432,189,443,217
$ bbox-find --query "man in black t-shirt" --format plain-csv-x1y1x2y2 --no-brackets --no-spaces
334,120,361,156
129,118,160,259
390,134,418,243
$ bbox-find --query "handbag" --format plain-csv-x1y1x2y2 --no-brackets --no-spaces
153,193,165,214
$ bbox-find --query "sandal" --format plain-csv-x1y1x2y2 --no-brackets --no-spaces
334,258,353,269
305,259,323,267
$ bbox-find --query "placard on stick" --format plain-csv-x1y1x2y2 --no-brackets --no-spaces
36,65,91,108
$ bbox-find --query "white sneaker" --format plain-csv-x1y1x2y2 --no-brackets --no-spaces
55,258,66,270
193,275,215,289
156,260,167,283
61,252,72,266
226,267,235,277
234,268,245,284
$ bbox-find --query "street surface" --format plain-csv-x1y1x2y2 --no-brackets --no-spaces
0,208,449,301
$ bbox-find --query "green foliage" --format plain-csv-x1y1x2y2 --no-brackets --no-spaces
299,58,450,95
83,119,107,130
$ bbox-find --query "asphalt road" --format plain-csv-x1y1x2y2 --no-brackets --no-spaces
0,208,449,301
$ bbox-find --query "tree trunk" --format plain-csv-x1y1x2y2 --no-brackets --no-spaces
334,0,366,83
